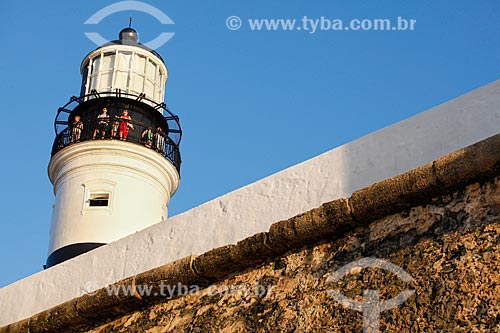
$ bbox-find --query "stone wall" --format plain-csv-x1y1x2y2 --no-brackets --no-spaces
3,79,500,328
86,176,500,332
3,133,500,332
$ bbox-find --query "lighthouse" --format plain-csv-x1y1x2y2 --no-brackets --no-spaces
46,27,182,268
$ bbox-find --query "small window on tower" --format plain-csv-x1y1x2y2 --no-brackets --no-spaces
88,193,110,207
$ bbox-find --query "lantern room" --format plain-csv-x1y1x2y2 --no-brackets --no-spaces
79,28,168,106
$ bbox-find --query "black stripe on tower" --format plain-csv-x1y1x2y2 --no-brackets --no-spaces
45,243,105,268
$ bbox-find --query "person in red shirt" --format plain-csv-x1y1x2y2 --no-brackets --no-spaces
118,110,133,140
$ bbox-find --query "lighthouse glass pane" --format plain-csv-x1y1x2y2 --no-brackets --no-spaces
146,60,156,81
144,79,154,99
101,53,115,71
89,75,98,90
115,51,132,90
156,71,163,100
133,54,146,74
117,51,132,70
130,73,144,93
154,84,160,101
99,53,115,90
156,87,162,102
115,71,128,89
89,57,100,91
101,71,113,89
91,57,100,74
128,54,145,94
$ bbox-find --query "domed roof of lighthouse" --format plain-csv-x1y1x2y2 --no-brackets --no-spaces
86,26,165,64
119,27,138,42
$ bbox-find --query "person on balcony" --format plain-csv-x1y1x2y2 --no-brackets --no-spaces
118,110,133,141
70,115,83,143
93,107,110,139
141,127,153,148
155,127,165,153
111,115,120,139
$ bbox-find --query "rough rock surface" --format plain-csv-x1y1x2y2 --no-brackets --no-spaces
87,177,500,333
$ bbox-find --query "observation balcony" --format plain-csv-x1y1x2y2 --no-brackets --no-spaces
51,91,182,172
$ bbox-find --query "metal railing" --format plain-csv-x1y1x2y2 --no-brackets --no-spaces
54,90,182,145
51,118,181,172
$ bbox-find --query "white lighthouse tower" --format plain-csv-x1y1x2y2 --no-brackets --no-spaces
46,27,182,268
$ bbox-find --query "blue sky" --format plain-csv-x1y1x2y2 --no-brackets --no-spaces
1,0,500,287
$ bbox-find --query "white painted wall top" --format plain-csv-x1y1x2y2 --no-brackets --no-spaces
2,79,500,326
